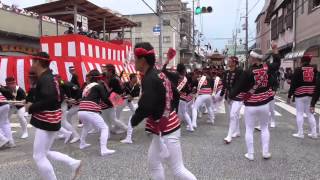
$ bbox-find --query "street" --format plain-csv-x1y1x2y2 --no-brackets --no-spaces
1,94,320,180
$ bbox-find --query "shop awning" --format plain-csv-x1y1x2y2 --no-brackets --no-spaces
284,50,306,60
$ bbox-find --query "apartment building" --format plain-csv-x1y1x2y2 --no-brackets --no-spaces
123,0,193,66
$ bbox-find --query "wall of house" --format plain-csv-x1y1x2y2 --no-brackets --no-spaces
296,0,320,45
271,8,294,49
295,0,320,70
255,0,271,54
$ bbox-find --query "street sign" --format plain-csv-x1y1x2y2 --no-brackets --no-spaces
153,26,160,36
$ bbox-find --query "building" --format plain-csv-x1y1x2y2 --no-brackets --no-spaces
0,1,68,55
121,0,193,67
264,0,295,69
293,0,320,68
255,0,271,54
256,0,320,70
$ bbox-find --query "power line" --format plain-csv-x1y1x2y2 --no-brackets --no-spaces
233,0,243,33
249,0,307,43
139,0,194,43
248,0,262,15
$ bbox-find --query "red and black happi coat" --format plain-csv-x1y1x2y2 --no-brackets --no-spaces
288,65,317,98
28,70,63,131
131,68,180,136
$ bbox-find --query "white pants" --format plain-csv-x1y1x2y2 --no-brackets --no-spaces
65,106,80,138
9,106,28,135
212,90,223,113
192,94,215,127
225,100,242,138
78,111,110,153
244,103,270,154
122,100,136,140
102,108,127,131
66,106,79,123
0,104,12,142
33,128,78,180
269,99,275,125
295,96,317,135
60,103,78,138
178,100,193,129
148,130,197,180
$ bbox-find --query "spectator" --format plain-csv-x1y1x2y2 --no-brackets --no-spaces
279,67,285,90
64,27,74,34
78,26,87,36
285,68,293,85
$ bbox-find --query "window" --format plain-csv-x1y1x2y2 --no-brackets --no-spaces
163,36,171,43
301,0,305,14
163,19,171,26
311,0,320,9
135,22,142,27
285,1,293,29
278,15,284,33
135,37,142,43
271,17,278,40
295,0,299,16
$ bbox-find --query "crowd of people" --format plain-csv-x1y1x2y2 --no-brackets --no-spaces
0,41,319,180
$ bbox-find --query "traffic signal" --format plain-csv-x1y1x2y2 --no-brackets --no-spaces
195,6,202,15
195,6,213,15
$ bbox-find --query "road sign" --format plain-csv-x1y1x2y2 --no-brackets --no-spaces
153,26,160,36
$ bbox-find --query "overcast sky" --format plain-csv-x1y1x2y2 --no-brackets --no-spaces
2,0,264,50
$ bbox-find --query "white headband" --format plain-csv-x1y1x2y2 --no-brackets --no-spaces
250,51,264,60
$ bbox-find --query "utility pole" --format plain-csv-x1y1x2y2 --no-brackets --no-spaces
198,32,200,53
157,0,163,65
234,31,238,56
245,0,249,68
191,0,195,65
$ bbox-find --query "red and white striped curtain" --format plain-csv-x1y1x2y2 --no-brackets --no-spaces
0,56,136,91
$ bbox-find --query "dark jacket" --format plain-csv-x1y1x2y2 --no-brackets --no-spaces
0,86,14,106
230,54,281,106
79,82,113,113
179,76,193,102
109,75,124,95
311,74,320,107
288,65,317,98
162,64,179,87
123,82,140,99
161,64,181,111
220,68,243,101
6,86,26,109
29,70,62,131
131,68,178,127
70,74,80,88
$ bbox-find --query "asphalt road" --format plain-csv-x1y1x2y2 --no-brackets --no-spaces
0,95,320,180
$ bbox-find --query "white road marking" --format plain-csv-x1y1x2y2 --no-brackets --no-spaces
215,104,281,116
275,102,296,116
10,123,32,128
275,96,286,103
275,98,320,116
